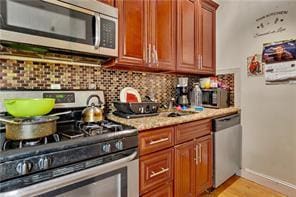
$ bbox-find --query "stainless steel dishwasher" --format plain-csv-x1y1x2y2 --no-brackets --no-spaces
213,113,242,188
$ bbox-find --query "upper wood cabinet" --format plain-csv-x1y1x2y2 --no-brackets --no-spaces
151,0,176,71
176,0,218,74
176,0,198,73
115,0,148,67
113,0,176,71
111,0,218,74
198,0,219,74
97,0,114,6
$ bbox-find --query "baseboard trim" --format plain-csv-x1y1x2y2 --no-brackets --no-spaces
237,168,296,196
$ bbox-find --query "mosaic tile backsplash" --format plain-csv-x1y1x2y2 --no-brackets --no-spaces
0,58,201,110
0,51,234,110
217,73,235,106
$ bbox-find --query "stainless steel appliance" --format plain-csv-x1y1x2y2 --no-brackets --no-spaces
212,114,242,188
0,90,138,197
0,0,118,58
202,88,229,108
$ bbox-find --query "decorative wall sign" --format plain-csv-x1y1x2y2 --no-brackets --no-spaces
247,54,264,77
254,10,288,38
263,40,296,84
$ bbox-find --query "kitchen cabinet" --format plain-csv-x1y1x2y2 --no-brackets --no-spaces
140,148,174,195
110,0,218,74
174,141,196,196
175,135,213,197
195,135,213,195
97,0,114,6
176,0,218,74
139,119,213,196
115,0,147,68
142,181,173,197
197,0,219,74
113,0,176,71
176,0,198,73
139,126,174,156
150,0,176,71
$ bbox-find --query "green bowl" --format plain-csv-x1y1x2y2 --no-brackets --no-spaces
4,98,55,117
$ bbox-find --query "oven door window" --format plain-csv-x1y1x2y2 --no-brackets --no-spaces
42,168,127,197
0,0,94,45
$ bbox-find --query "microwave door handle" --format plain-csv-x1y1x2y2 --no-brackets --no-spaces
95,14,101,49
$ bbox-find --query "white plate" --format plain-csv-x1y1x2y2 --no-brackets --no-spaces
120,87,142,103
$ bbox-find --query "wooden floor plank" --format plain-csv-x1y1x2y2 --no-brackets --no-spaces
201,176,286,197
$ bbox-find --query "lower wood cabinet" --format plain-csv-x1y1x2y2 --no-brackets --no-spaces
195,135,213,195
142,181,173,197
175,140,196,196
175,135,213,197
140,148,174,195
139,119,213,196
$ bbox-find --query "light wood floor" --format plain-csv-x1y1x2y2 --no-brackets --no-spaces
202,176,286,197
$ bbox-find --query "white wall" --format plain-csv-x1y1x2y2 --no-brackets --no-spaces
216,0,296,186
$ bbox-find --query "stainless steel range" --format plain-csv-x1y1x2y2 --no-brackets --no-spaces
0,90,139,197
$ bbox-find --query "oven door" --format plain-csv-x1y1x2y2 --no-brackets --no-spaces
1,151,139,197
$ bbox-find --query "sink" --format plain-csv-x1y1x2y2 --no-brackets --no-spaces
158,111,198,117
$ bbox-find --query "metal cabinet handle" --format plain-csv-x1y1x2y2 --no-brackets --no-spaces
150,167,169,178
153,45,159,66
94,14,101,49
198,143,202,163
149,137,169,145
200,55,203,68
148,44,152,64
195,144,198,165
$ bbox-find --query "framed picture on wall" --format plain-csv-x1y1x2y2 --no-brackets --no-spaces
247,54,264,77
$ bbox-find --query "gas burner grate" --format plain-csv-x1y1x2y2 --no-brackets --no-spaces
2,134,60,151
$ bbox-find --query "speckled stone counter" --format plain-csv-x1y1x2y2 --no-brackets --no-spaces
107,107,240,131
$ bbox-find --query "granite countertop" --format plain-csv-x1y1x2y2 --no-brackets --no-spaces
107,107,240,131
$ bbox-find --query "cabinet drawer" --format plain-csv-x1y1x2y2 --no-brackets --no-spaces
142,181,173,197
139,127,174,155
140,149,174,194
175,119,211,144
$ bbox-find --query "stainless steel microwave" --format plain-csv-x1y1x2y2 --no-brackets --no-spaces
0,0,118,57
202,88,229,108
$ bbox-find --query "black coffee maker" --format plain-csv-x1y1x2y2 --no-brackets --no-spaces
176,78,189,106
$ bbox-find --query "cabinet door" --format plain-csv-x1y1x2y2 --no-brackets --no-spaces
97,0,114,6
195,135,213,194
140,148,174,195
142,181,173,197
199,0,218,74
174,141,196,197
151,0,176,71
115,0,147,67
176,0,198,73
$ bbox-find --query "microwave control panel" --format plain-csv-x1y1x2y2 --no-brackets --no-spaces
100,18,115,49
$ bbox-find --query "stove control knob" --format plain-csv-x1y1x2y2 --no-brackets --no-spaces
102,143,111,153
115,140,123,150
16,161,32,175
38,157,51,170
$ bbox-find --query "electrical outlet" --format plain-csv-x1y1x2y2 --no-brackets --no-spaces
51,84,61,89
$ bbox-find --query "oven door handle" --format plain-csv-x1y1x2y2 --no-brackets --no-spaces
95,14,101,49
1,151,138,197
